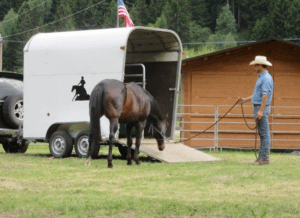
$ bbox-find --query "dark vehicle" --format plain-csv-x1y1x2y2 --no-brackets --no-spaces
0,72,28,153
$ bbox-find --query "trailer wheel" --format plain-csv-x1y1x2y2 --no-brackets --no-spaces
49,130,73,158
75,130,89,158
75,130,100,159
2,94,24,129
2,141,29,153
117,142,136,159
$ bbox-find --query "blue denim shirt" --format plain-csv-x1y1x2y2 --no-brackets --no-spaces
251,71,273,105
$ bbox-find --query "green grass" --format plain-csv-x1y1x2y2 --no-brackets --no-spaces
0,143,300,218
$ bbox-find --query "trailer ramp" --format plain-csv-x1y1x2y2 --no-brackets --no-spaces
120,139,220,163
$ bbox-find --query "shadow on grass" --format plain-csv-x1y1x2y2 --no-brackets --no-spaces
21,153,161,163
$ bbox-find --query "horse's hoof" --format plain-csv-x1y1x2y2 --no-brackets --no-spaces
127,161,132,166
136,161,141,165
107,164,113,168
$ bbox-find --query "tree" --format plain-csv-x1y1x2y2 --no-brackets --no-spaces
190,0,210,27
269,0,300,38
251,0,300,40
147,0,166,25
205,0,227,31
160,0,192,42
1,8,19,72
54,0,76,31
215,4,237,36
101,0,117,28
150,11,168,29
0,0,24,21
130,0,148,26
188,22,212,51
251,17,270,40
208,4,237,50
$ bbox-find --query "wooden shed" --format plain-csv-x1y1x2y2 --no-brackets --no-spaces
180,38,300,149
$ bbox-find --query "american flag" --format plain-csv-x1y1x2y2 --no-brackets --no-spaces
118,0,134,27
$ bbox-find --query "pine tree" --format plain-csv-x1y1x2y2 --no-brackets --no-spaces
251,17,270,40
130,0,148,26
215,4,237,36
0,0,24,21
162,0,192,42
1,8,19,72
147,0,166,24
151,12,168,29
250,0,300,40
208,4,237,50
205,0,227,31
101,0,117,28
54,0,76,31
190,0,210,27
269,0,300,38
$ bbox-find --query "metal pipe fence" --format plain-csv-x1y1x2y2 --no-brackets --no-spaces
176,104,300,150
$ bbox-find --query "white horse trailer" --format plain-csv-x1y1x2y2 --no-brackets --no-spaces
23,27,182,158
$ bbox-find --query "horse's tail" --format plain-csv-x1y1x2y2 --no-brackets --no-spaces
89,84,104,147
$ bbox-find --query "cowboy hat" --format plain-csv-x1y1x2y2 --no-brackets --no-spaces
249,56,272,66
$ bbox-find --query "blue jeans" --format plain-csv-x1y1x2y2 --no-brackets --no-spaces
253,106,271,161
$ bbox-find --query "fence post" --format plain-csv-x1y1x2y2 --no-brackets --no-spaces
214,106,218,152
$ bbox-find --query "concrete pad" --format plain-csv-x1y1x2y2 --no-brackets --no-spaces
119,139,220,163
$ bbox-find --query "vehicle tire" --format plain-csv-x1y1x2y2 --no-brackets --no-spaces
75,131,89,158
49,130,73,158
2,140,29,153
19,140,29,153
75,130,101,159
117,142,136,159
2,94,24,129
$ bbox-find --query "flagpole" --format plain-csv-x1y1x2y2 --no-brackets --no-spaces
117,0,119,28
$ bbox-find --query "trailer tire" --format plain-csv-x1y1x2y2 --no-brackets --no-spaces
49,130,73,158
2,141,29,153
74,130,89,158
75,130,100,159
2,95,24,129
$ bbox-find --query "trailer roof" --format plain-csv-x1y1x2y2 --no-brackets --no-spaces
24,27,182,54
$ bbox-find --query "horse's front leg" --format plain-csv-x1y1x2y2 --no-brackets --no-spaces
108,118,118,168
126,123,134,165
134,121,146,165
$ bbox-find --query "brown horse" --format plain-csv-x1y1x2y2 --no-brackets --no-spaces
86,79,168,168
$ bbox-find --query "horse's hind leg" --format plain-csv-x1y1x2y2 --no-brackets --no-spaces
134,121,147,165
126,123,134,165
108,118,118,168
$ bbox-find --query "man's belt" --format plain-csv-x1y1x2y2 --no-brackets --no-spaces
254,104,270,107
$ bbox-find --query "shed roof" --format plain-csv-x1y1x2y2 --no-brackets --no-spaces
182,38,300,64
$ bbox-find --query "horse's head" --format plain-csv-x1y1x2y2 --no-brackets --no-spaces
153,114,169,151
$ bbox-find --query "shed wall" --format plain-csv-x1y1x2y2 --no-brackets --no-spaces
181,40,300,149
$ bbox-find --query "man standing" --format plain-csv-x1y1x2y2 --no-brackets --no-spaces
238,56,273,164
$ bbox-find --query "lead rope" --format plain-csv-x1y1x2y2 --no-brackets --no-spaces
174,100,260,165
240,103,261,165
175,100,240,144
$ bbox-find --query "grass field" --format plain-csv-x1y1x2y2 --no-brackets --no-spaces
0,143,300,218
